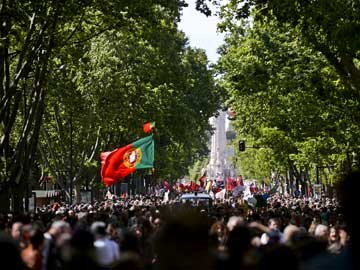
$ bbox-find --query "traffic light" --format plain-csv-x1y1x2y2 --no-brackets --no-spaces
239,140,245,151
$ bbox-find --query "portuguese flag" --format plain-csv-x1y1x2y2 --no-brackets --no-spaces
100,135,154,186
143,121,155,133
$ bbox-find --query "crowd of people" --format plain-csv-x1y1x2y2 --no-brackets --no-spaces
0,170,358,270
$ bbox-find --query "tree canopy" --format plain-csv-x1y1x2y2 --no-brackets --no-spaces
0,0,222,210
216,1,360,184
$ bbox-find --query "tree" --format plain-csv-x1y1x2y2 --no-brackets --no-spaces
37,1,222,203
216,7,360,187
2,0,213,211
80,29,220,181
235,0,360,96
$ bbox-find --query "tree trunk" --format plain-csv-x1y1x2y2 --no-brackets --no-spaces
286,170,290,195
11,182,26,213
75,182,82,204
0,187,10,212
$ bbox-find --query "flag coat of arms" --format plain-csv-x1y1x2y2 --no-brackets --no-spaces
100,135,154,186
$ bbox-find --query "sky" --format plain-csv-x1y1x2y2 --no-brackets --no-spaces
178,0,225,64
178,1,229,129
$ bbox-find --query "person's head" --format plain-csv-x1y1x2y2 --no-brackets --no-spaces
227,216,245,232
130,224,143,239
314,224,329,241
11,222,23,241
90,221,107,238
153,217,161,228
209,221,226,238
21,224,32,245
268,218,280,231
154,208,214,270
226,225,252,259
29,228,44,250
70,228,95,251
283,224,300,244
338,225,350,247
328,225,339,244
49,220,71,238
106,223,119,240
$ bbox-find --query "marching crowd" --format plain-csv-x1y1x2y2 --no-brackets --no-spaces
0,170,358,270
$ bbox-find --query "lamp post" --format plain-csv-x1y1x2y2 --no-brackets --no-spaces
69,111,73,205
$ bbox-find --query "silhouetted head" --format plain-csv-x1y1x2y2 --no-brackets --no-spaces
227,225,252,258
259,244,299,270
29,228,44,249
154,207,214,270
71,228,94,250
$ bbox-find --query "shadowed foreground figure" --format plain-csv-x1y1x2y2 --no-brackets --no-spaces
259,244,299,270
0,233,28,270
226,225,253,269
64,228,99,270
153,208,215,270
305,169,359,270
334,169,358,270
112,252,144,270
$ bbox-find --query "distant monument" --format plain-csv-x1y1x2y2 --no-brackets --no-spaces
207,109,236,181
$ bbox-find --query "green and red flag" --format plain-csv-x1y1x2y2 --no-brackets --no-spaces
100,135,154,186
143,121,155,133
199,173,206,188
205,180,213,193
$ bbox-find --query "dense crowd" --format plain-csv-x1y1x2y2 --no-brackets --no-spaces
0,171,358,270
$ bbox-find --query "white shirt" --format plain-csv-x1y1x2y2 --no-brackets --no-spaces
94,237,120,267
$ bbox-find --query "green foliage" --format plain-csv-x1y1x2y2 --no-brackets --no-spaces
39,1,221,191
1,0,221,207
217,4,360,182
233,134,282,183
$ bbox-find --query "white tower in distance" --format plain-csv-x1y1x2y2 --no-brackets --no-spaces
207,109,232,181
